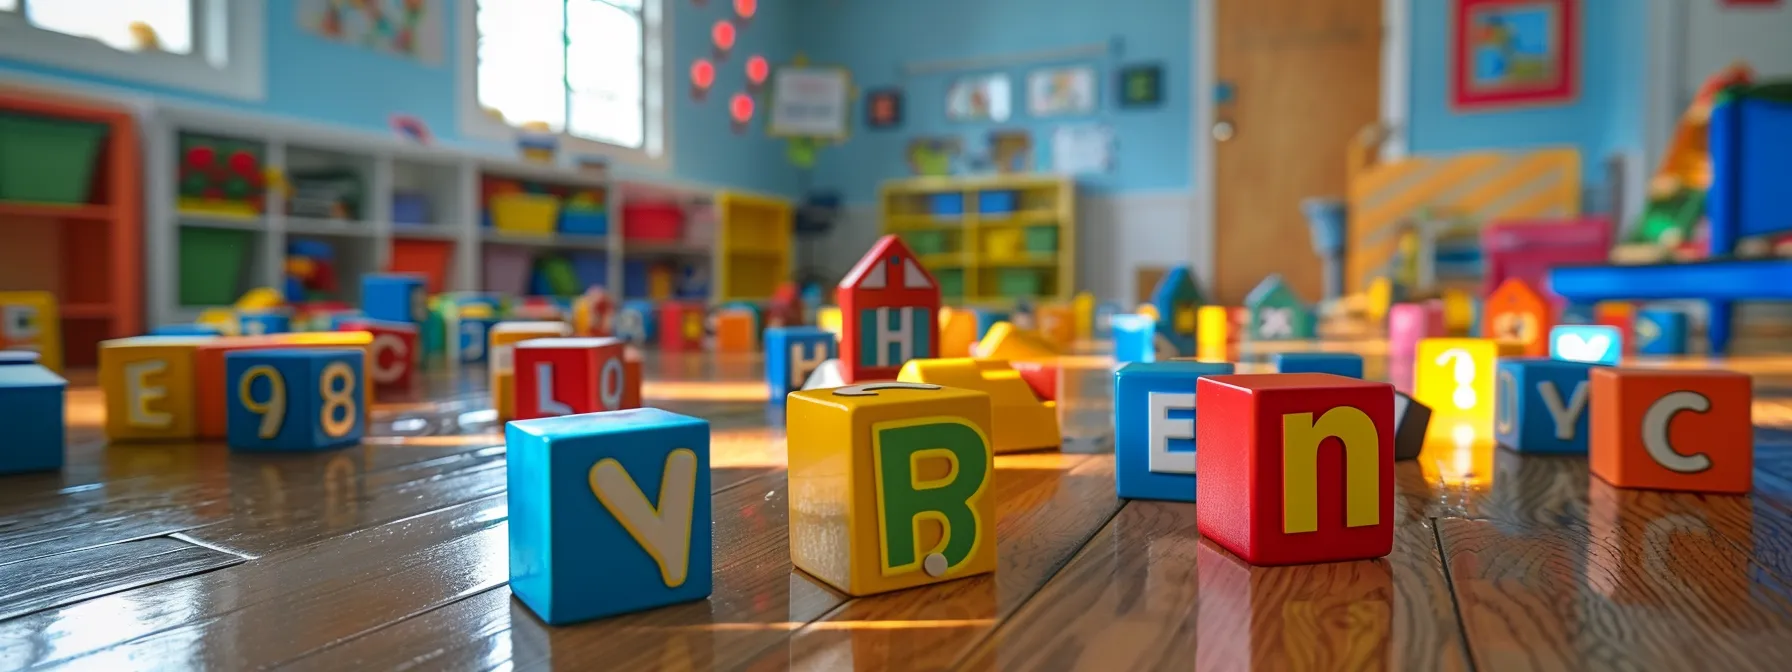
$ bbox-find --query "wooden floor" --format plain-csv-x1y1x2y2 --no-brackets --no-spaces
7,345,1792,671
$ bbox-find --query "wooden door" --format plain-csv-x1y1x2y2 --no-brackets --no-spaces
1212,0,1382,305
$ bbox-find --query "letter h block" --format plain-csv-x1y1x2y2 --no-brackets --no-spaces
514,338,630,421
765,326,838,402
1196,373,1395,566
1590,368,1753,494
1115,361,1236,502
1494,358,1594,454
786,383,997,596
506,408,712,625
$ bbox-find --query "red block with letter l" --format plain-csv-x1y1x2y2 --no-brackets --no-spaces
1196,373,1396,566
512,337,629,421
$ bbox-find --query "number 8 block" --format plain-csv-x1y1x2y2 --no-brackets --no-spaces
225,348,366,452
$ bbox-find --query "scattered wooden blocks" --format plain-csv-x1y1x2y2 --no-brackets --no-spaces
225,348,365,452
1271,352,1364,379
0,353,66,474
1483,278,1553,357
506,408,712,625
1414,338,1522,424
899,358,1060,453
1635,309,1688,356
1196,373,1395,565
339,318,420,391
713,309,757,353
100,336,214,441
1392,391,1431,461
1549,325,1622,366
0,290,61,372
1494,358,1594,454
1114,361,1235,502
786,382,996,596
1591,368,1753,494
513,337,629,420
838,235,941,383
765,326,837,401
615,299,656,346
361,273,428,324
445,305,499,364
491,322,574,422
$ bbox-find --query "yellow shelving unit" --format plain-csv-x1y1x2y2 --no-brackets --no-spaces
879,174,1075,305
715,191,794,301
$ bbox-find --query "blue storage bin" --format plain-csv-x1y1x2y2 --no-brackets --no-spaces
392,192,430,225
570,253,608,289
623,260,652,299
928,193,965,217
979,190,1017,215
559,209,609,236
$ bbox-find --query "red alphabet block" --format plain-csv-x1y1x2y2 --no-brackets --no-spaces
838,235,941,383
1196,373,1396,566
512,337,629,420
338,318,419,392
658,301,705,352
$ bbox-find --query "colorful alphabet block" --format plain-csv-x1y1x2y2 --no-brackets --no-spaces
786,382,996,596
238,310,292,336
1483,278,1552,357
1271,352,1363,379
659,301,705,352
1549,325,1621,366
615,300,656,346
899,358,1060,454
225,349,365,452
1196,305,1234,360
1635,309,1688,356
338,318,419,391
1112,315,1159,363
939,308,978,358
445,305,499,364
506,408,712,625
194,333,374,439
1115,361,1235,502
512,338,629,420
838,236,941,383
0,354,65,474
100,336,216,441
1590,368,1753,494
1388,302,1446,359
765,326,837,401
491,321,574,421
1243,274,1315,341
1035,304,1074,350
973,322,1059,361
1392,391,1432,461
362,273,428,324
1414,338,1521,424
713,309,757,353
1196,373,1395,565
0,291,61,372
1494,358,1594,454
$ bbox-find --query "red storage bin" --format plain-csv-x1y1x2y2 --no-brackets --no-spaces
623,202,685,240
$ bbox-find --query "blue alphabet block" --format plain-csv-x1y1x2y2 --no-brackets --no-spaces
616,300,658,347
238,310,292,336
1114,361,1235,501
1635,309,1688,356
225,349,366,452
451,315,498,364
1559,302,1596,325
1271,352,1364,378
0,355,66,474
764,326,837,402
506,408,712,625
362,274,428,324
1494,358,1594,454
1548,325,1622,366
1111,314,1158,363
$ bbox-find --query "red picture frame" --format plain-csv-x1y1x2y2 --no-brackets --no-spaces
1451,0,1579,111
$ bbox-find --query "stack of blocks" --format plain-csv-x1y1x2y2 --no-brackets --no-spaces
0,351,66,474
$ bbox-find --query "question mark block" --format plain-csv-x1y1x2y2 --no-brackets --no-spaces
898,358,1060,454
224,348,365,452
786,382,997,596
490,322,575,422
514,337,630,421
1414,338,1522,425
1590,368,1753,494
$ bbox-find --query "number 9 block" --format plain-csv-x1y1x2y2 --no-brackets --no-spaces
225,348,366,452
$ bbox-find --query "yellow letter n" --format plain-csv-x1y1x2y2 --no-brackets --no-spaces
1282,406,1380,534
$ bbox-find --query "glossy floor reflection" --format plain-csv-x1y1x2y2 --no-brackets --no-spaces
4,344,1792,671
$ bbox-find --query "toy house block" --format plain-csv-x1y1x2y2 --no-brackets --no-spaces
1392,391,1432,461
786,382,996,596
1195,373,1396,566
1012,360,1058,402
765,326,837,401
1243,274,1315,341
1272,352,1364,379
1148,265,1204,356
898,358,1059,454
1483,278,1553,357
971,309,1010,341
1559,302,1596,325
801,359,847,390
659,301,705,352
0,355,66,474
1388,302,1446,359
1494,358,1595,454
817,306,844,340
238,310,292,336
506,408,712,625
99,336,219,441
838,235,941,383
1635,309,1689,356
1549,325,1622,366
1114,361,1236,502
1035,304,1075,350
513,338,629,420
713,309,757,353
224,348,366,452
1413,338,1522,425
0,291,62,373
1112,315,1159,363
615,300,657,347
572,287,616,337
491,322,574,422
973,322,1059,361
939,308,978,358
1073,292,1095,341
337,318,421,391
1590,368,1753,494
362,273,428,324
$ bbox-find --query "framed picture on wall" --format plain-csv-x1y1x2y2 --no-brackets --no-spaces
1451,0,1579,111
769,67,852,139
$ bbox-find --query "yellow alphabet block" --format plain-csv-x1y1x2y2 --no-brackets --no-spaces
1414,337,1521,426
0,291,61,373
1197,305,1231,361
100,336,215,441
489,321,573,421
898,358,1060,454
972,322,1059,362
786,382,997,596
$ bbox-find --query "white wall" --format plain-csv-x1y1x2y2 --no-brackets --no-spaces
1683,0,1792,103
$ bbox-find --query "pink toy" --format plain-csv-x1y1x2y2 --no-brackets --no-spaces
1388,301,1445,359
1481,218,1613,308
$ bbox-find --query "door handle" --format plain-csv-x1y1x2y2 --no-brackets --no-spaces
1212,120,1236,142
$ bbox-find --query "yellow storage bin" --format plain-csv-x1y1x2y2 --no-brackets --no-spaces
984,228,1023,260
491,193,561,236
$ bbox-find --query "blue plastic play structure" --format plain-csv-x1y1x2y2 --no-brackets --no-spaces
1550,85,1792,354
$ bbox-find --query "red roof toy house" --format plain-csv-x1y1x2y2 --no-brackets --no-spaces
838,235,941,383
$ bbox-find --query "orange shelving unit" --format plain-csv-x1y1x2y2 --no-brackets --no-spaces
0,88,142,368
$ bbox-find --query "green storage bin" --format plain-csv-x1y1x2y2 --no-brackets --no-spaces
1024,226,1058,254
905,230,947,256
997,268,1043,297
936,269,964,298
0,114,108,203
179,227,253,306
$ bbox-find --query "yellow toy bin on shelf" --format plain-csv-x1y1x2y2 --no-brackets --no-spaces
984,228,1023,260
490,193,560,236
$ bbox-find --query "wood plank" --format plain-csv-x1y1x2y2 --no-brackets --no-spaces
0,536,244,622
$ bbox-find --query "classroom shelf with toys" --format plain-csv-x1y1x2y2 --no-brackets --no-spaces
0,87,142,369
879,174,1076,305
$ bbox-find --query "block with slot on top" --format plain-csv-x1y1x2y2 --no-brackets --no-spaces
224,348,365,452
899,357,1059,453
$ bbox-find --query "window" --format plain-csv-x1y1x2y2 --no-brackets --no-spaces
0,0,262,99
469,0,663,159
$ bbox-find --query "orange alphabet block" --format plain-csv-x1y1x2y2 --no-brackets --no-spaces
1482,278,1552,357
1590,368,1753,494
714,310,756,353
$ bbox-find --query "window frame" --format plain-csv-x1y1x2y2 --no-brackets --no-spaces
457,0,670,169
0,0,264,100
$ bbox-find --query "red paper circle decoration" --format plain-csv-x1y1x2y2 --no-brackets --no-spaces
691,59,715,89
712,20,736,51
735,0,757,19
745,56,769,85
729,93,754,123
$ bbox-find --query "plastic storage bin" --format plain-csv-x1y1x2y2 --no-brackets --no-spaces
569,253,608,290
179,228,252,306
905,230,946,256
978,190,1017,215
623,202,684,240
1024,226,1058,254
388,239,453,293
483,245,534,295
984,229,1023,260
997,268,1043,297
559,209,609,236
936,269,964,298
491,193,560,235
0,114,107,203
623,260,652,299
392,192,430,225
928,193,964,217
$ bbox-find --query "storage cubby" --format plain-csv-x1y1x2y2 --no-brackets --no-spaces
177,225,263,308
285,234,378,306
390,158,462,231
880,174,1075,305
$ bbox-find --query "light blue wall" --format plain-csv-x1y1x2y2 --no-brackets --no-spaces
0,0,800,196
794,0,1193,205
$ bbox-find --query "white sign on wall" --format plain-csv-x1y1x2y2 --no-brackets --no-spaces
769,67,851,139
